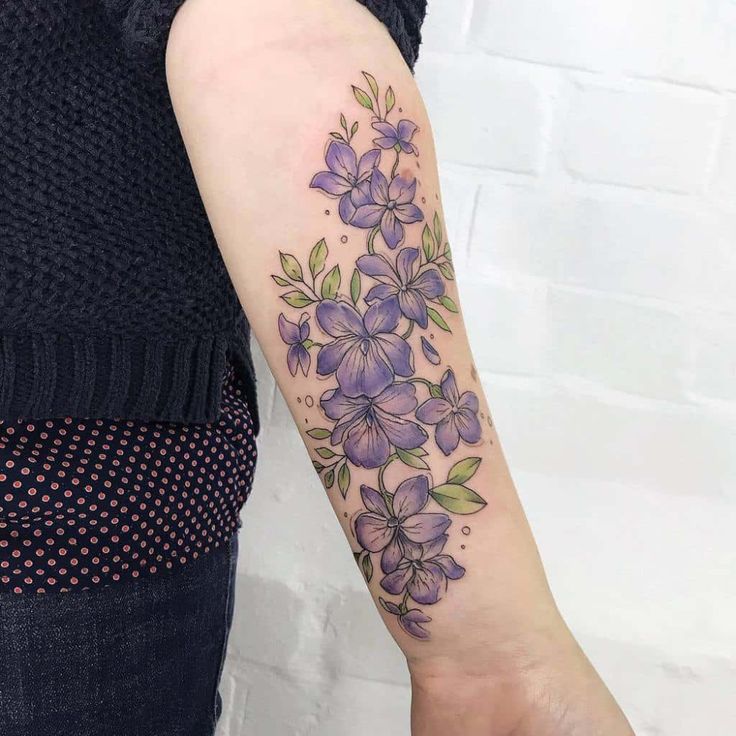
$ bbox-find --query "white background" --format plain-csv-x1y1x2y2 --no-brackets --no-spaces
218,1,736,733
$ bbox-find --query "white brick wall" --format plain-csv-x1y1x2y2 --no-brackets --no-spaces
219,2,736,733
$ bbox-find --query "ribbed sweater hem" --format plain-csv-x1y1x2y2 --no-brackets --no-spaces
0,331,258,430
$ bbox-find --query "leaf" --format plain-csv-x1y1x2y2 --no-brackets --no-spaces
427,307,451,332
330,131,346,142
433,212,443,248
281,291,314,308
429,383,443,398
307,427,331,440
350,268,361,305
324,468,335,488
340,113,348,132
312,460,324,472
316,447,337,459
430,483,487,514
438,262,455,280
385,86,395,115
359,550,373,582
271,275,290,287
338,462,351,498
439,295,459,313
396,447,429,470
352,85,374,111
309,238,328,279
421,224,435,262
351,121,359,137
404,446,428,457
321,265,341,300
363,71,379,100
280,252,303,281
447,457,482,485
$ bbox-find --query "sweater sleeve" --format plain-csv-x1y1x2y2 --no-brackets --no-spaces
103,0,426,70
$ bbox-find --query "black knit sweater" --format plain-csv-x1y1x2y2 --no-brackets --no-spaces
0,0,426,429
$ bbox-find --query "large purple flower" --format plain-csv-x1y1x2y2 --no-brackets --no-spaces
310,141,380,224
381,534,465,605
351,170,423,249
380,598,432,640
320,382,428,468
416,369,482,455
355,476,450,573
316,299,413,397
278,313,311,377
357,248,444,329
372,120,419,155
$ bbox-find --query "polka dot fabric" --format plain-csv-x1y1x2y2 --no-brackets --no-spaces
0,362,256,594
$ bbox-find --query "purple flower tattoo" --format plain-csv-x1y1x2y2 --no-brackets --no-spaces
355,476,451,573
278,313,311,377
421,337,441,365
351,169,423,249
316,299,413,397
381,534,465,605
372,120,419,155
357,247,444,328
310,141,380,224
380,599,432,640
320,382,427,468
416,368,482,455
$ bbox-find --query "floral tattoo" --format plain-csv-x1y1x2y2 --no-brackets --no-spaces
272,73,487,640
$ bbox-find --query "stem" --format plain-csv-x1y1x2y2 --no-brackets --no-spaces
391,149,400,178
291,277,320,301
400,322,414,340
367,226,379,254
378,454,398,508
408,377,433,391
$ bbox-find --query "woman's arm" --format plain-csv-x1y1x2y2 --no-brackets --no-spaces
166,1,633,733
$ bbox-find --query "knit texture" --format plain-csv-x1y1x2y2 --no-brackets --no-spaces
0,0,426,427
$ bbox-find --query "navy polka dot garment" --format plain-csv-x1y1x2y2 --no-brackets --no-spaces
0,361,256,594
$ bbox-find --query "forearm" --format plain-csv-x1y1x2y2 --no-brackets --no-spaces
166,2,632,733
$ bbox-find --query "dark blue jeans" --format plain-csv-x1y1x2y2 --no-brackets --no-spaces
0,534,239,736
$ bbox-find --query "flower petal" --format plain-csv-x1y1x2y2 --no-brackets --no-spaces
422,534,448,559
401,513,451,544
325,140,358,179
398,609,432,640
278,313,301,344
389,176,417,205
376,410,428,451
432,554,466,580
286,344,299,376
296,345,311,376
395,203,424,224
316,336,354,376
397,119,418,143
415,398,452,425
351,179,374,207
355,513,394,552
393,475,430,518
320,388,367,421
357,148,382,178
458,391,479,413
337,341,394,397
373,136,398,149
396,247,420,284
440,369,460,405
398,289,428,327
364,284,399,304
435,416,460,456
356,253,398,283
420,337,441,366
338,191,357,224
309,171,352,196
381,209,404,249
455,407,482,445
408,562,446,605
380,563,414,595
364,297,401,335
412,269,445,299
374,333,413,377
374,382,418,415
360,485,389,516
316,300,366,339
381,535,404,574
351,204,384,228
372,121,398,139
369,168,390,205
344,419,391,468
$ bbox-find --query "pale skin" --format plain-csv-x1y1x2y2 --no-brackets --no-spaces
166,0,636,733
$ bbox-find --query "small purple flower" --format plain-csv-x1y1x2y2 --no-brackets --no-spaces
310,141,380,224
372,120,419,155
278,313,311,377
381,534,465,605
421,337,441,366
316,299,413,397
357,248,444,329
351,170,423,249
416,369,482,455
380,598,432,640
355,476,451,573
320,382,428,468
